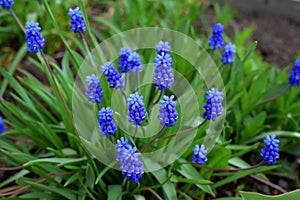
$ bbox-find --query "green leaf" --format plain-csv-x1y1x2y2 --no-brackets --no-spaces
108,185,122,200
23,157,86,167
86,163,95,189
170,175,212,185
240,189,300,200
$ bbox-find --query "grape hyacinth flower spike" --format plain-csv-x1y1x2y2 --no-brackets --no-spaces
288,59,300,86
221,42,236,65
192,144,207,165
158,95,178,127
118,47,142,73
0,117,6,134
153,41,174,90
116,137,144,183
101,62,125,89
25,21,45,54
68,7,86,33
203,88,223,121
208,23,224,51
0,0,14,8
98,107,117,136
127,92,147,126
85,74,103,104
260,135,280,165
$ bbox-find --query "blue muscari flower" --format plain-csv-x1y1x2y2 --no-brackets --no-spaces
85,74,103,104
116,137,144,183
127,92,147,126
0,0,13,8
25,21,45,54
101,62,125,89
118,47,142,73
98,107,117,136
153,65,174,90
192,144,207,165
156,41,170,54
288,60,300,86
260,135,280,165
203,88,223,121
68,7,86,33
158,95,178,127
221,42,236,65
208,23,224,50
0,117,6,134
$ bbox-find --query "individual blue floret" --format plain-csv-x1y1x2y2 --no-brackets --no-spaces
85,74,103,104
192,144,207,165
154,52,173,68
153,65,174,90
100,62,125,89
260,135,280,165
68,7,86,33
127,92,147,126
288,60,300,86
208,23,224,50
158,95,178,127
203,88,223,121
25,21,45,53
156,41,170,54
0,0,14,9
98,107,117,136
221,42,236,65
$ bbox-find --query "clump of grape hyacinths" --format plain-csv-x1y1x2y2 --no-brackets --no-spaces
101,62,125,89
153,41,174,90
116,137,144,183
158,95,178,127
221,43,236,65
25,21,45,54
127,92,147,126
85,74,103,104
98,107,117,136
288,60,300,86
260,135,280,165
0,0,13,8
192,144,207,165
0,117,5,134
203,88,223,121
118,47,142,73
68,7,86,33
208,23,224,51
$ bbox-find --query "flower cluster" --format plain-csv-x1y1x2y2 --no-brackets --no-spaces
288,60,300,86
98,107,117,136
153,41,174,90
260,135,280,165
127,92,147,126
158,95,178,127
116,137,144,183
118,47,142,73
0,117,5,134
85,74,103,104
100,62,125,89
192,144,207,165
68,7,86,33
221,43,236,65
208,23,224,50
203,88,223,121
25,21,45,54
0,0,13,8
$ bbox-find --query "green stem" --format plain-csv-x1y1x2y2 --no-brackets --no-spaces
140,125,165,152
259,85,291,104
9,8,25,33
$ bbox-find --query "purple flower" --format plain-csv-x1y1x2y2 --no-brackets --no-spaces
221,42,236,65
98,107,117,136
68,7,86,33
208,23,224,50
158,95,178,127
192,144,207,165
153,65,174,90
203,88,223,121
156,41,170,54
260,135,280,165
0,0,14,9
0,117,6,134
118,47,142,73
85,74,103,104
101,62,125,89
25,21,45,53
127,92,147,126
288,60,300,86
